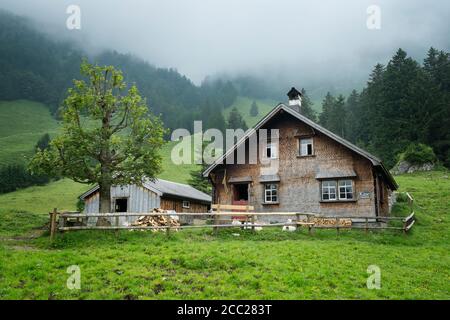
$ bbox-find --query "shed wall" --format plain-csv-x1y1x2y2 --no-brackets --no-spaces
84,185,160,226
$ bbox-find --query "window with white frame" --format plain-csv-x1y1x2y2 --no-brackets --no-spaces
338,180,354,200
321,180,337,201
182,200,190,209
299,138,314,156
321,180,354,201
266,143,278,159
264,184,278,203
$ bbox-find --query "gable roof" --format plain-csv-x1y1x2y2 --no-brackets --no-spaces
80,179,212,203
203,103,398,190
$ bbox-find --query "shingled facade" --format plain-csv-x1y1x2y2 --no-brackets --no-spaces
203,88,397,218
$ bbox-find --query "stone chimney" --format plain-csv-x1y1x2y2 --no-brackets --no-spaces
287,87,302,113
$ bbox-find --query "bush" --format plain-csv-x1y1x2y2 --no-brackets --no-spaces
401,143,437,165
76,198,85,212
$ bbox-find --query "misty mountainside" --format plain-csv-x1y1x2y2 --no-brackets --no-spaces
0,10,239,132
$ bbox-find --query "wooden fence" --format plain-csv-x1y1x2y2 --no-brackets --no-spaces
48,192,416,240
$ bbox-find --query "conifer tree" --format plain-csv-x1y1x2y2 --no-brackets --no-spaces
250,101,259,117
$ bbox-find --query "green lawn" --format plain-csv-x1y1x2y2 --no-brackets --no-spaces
0,100,60,166
0,170,449,299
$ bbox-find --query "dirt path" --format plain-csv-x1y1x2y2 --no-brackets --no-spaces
0,228,46,251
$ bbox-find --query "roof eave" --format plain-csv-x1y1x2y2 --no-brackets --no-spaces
79,185,99,200
378,163,399,190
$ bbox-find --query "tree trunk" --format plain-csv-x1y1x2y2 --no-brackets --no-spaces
97,183,112,226
97,103,113,226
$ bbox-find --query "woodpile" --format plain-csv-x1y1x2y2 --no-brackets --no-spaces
131,208,180,231
310,217,352,227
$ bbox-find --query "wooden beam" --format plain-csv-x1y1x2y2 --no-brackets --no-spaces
58,212,318,218
211,204,255,211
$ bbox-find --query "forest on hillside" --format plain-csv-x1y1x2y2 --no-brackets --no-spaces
317,48,450,168
0,11,237,133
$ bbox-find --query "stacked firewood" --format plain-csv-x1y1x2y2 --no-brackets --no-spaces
131,208,180,231
311,217,352,227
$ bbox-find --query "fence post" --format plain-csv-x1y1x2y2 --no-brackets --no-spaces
296,213,300,232
214,204,220,235
115,215,119,237
307,215,313,235
336,217,340,236
49,208,58,241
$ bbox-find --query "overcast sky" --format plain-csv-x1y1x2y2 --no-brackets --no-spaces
1,0,449,87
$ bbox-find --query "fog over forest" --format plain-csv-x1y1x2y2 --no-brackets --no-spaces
1,0,449,95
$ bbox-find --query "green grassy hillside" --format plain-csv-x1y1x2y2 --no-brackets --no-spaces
0,100,60,166
0,170,448,299
223,97,279,127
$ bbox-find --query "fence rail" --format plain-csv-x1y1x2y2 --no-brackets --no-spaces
48,192,416,240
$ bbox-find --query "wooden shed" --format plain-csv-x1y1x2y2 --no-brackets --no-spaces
79,179,211,225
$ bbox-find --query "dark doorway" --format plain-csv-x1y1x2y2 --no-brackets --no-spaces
115,198,128,212
233,184,249,202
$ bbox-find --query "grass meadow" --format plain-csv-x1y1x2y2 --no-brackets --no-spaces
0,170,448,299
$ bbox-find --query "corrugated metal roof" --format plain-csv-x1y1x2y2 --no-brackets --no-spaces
80,179,211,203
144,179,211,203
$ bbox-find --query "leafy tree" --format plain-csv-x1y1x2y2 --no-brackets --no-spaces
30,61,165,213
250,101,259,117
227,107,248,131
400,143,437,165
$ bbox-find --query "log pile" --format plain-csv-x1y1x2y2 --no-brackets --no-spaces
310,217,352,227
131,209,180,231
